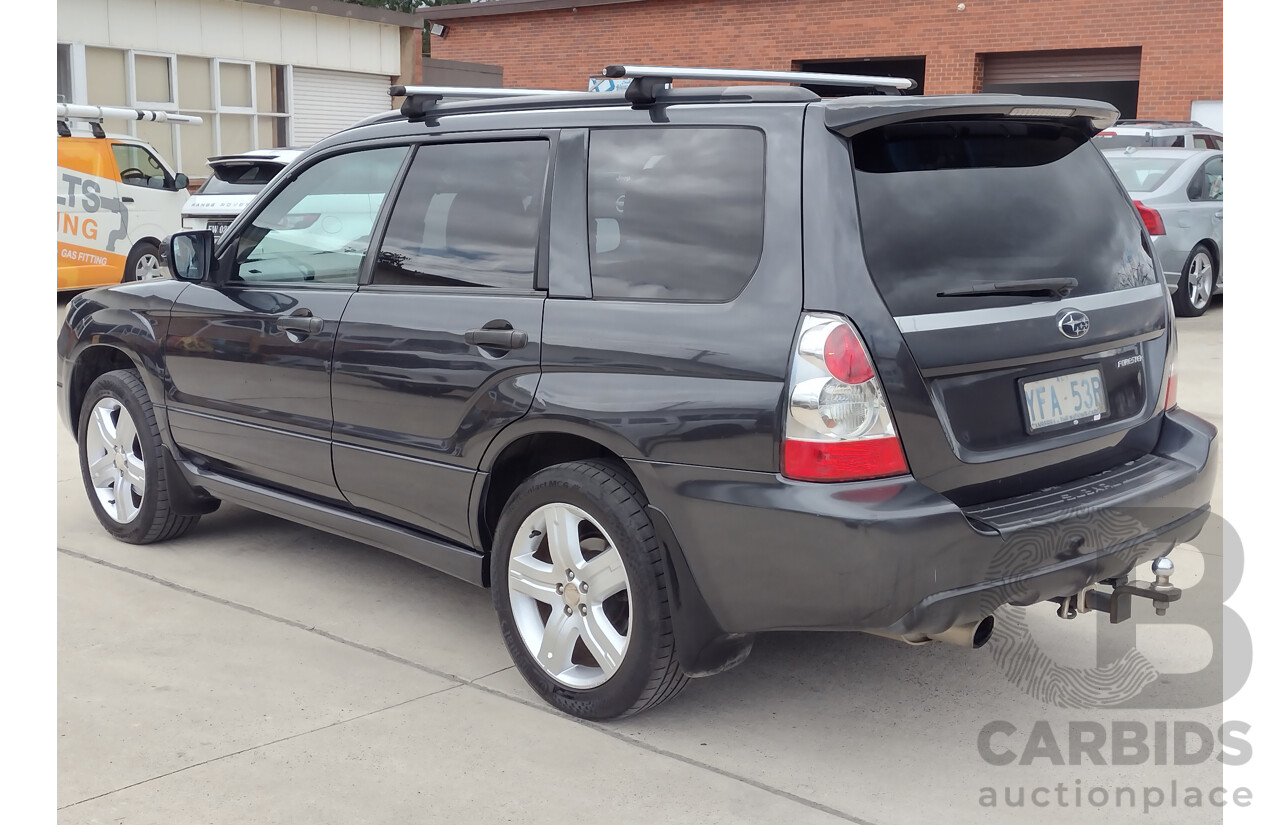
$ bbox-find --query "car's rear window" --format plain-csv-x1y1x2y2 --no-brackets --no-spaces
1104,156,1182,192
195,161,287,195
851,118,1158,317
1092,133,1183,149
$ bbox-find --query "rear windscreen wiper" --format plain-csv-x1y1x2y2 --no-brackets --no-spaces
937,277,1078,299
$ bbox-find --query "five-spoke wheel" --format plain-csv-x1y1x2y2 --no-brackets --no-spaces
1173,243,1217,318
507,502,633,689
492,460,688,719
77,369,202,543
83,395,147,524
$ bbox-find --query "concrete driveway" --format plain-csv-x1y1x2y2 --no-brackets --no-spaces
57,297,1229,825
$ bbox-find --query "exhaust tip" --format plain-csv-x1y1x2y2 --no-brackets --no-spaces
972,615,995,649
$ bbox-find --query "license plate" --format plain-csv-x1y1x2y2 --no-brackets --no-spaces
207,220,231,238
1021,368,1108,431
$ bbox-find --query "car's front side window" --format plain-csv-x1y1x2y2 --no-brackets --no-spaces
231,146,408,286
111,143,173,189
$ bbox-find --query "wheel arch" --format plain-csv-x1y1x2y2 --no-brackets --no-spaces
66,344,146,440
1191,238,1220,271
472,425,750,677
473,429,633,561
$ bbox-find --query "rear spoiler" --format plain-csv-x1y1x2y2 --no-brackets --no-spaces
824,94,1119,137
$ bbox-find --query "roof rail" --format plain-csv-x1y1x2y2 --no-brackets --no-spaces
602,64,916,104
58,102,203,138
390,84,576,119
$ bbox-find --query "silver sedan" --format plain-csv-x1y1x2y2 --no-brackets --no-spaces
1103,147,1223,317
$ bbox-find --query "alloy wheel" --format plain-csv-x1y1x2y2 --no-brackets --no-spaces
1187,251,1213,310
507,502,633,689
83,397,146,523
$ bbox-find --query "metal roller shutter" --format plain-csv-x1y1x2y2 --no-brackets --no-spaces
290,66,393,146
983,48,1141,84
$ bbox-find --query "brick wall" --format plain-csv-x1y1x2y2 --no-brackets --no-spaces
431,0,1221,120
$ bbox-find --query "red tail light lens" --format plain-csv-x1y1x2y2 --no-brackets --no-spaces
823,325,875,384
1133,200,1165,235
1165,371,1178,410
782,314,908,483
783,437,908,482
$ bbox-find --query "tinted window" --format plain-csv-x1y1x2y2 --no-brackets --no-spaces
372,141,549,290
851,119,1157,316
587,127,765,302
111,142,173,189
233,146,407,285
195,161,288,195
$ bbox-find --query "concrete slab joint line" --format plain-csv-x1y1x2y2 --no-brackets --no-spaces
57,683,466,812
57,547,880,825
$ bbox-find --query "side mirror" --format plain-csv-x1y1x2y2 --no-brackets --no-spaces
164,230,214,282
174,172,190,191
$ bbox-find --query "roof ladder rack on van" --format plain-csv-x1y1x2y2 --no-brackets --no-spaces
601,64,917,105
57,103,203,138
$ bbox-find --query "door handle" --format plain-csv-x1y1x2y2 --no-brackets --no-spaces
277,313,324,334
121,196,134,203
465,327,529,350
1215,211,1223,218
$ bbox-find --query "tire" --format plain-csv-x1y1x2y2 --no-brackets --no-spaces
123,241,164,283
77,369,200,544
1171,244,1216,318
491,460,689,719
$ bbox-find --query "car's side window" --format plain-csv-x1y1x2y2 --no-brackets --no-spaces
1193,135,1211,149
1186,156,1223,202
1203,156,1223,201
232,146,408,286
111,143,173,190
371,140,549,290
586,127,766,303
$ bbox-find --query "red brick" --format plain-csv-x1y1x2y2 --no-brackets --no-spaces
430,0,1220,117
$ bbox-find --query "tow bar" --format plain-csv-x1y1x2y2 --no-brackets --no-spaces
1053,557,1182,623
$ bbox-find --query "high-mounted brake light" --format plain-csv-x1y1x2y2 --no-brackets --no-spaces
782,314,908,482
1133,200,1165,235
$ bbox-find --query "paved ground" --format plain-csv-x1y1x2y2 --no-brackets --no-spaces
57,296,1228,825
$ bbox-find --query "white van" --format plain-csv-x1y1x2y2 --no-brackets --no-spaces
57,105,196,290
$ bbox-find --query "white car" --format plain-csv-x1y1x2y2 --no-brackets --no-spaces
181,148,304,240
1092,120,1222,151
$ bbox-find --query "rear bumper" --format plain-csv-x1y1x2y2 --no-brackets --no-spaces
634,408,1217,637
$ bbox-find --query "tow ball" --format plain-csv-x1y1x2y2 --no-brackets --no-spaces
1053,557,1181,623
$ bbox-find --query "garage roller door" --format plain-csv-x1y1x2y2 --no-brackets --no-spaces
984,48,1141,84
290,66,393,146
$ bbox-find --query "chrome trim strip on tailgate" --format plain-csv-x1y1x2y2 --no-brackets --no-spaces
895,283,1166,333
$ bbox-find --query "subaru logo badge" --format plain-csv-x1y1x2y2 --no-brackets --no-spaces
1057,309,1090,339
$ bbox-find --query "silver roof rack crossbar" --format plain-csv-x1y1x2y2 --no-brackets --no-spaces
390,84,577,119
602,64,917,104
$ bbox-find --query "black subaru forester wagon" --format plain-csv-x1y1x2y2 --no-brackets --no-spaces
58,66,1218,720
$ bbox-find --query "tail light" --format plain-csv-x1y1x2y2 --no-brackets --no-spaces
781,313,908,482
1133,200,1165,235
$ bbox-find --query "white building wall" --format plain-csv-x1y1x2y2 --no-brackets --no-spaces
57,0,402,75
58,0,407,175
